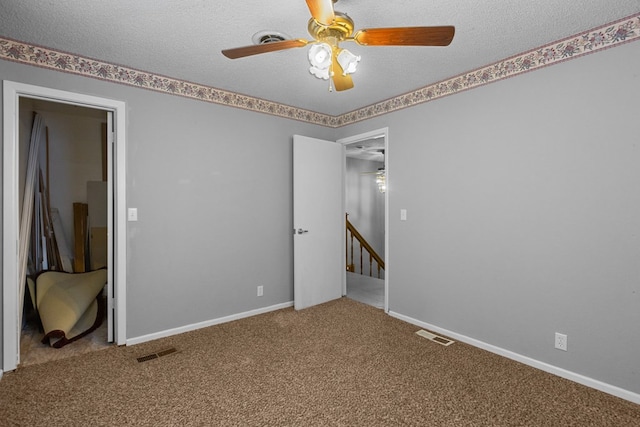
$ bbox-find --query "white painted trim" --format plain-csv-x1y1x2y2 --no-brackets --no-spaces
2,81,128,371
388,311,640,405
2,81,21,372
126,301,294,346
0,369,3,381
112,96,127,346
337,127,390,313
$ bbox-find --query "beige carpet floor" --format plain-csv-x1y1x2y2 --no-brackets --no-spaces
1,298,638,426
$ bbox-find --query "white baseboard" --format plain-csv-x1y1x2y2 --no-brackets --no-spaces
388,311,640,405
0,369,3,381
127,301,294,346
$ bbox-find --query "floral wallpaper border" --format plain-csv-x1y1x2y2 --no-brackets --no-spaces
1,13,638,128
336,13,640,127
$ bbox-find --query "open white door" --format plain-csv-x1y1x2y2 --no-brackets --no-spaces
106,111,114,342
293,135,344,310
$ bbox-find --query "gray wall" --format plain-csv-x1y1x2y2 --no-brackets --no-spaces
339,41,640,395
0,59,336,367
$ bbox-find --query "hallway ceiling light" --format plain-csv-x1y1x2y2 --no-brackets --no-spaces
376,169,386,193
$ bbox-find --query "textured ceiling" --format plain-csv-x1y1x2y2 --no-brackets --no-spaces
1,1,639,116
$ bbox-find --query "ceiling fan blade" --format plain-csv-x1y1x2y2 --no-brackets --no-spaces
305,0,335,26
222,39,308,59
331,48,354,91
353,26,455,46
332,72,354,91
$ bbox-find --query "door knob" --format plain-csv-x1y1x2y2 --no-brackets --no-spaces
296,228,309,234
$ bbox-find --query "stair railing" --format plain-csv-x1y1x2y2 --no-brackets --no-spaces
345,213,385,279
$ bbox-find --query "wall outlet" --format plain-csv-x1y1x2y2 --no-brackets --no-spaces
257,286,264,297
555,332,568,351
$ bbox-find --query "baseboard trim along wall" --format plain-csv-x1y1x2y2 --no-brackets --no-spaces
388,311,640,405
127,301,294,346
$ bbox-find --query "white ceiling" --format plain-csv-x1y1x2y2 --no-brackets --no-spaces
1,1,639,116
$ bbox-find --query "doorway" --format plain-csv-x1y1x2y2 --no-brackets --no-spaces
338,128,389,312
2,81,127,372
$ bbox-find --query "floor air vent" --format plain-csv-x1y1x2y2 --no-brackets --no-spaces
136,347,178,363
416,329,455,346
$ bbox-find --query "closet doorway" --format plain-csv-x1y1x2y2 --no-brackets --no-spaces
2,81,127,372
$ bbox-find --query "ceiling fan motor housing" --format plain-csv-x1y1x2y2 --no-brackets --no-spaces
308,12,354,43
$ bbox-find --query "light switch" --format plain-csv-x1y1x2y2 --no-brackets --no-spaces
128,208,138,221
400,209,407,221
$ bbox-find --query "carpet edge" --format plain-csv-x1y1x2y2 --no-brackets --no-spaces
388,310,640,405
126,301,294,346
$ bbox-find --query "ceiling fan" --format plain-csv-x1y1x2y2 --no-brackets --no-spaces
221,0,455,91
361,167,387,193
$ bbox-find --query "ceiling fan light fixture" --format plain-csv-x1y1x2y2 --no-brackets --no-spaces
308,43,333,80
308,43,332,67
336,48,360,75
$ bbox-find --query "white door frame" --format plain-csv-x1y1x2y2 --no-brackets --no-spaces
2,81,127,372
338,127,389,313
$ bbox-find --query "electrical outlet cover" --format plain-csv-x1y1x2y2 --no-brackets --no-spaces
555,332,567,351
